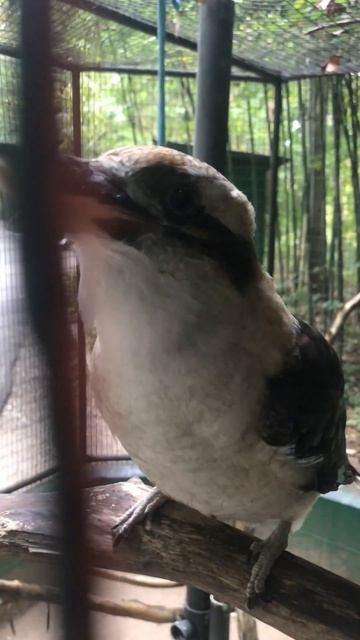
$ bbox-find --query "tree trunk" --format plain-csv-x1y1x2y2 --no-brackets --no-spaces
308,77,328,301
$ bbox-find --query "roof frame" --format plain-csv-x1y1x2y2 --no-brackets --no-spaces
61,0,282,83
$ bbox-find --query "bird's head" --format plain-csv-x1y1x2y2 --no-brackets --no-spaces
0,144,260,292
60,146,260,292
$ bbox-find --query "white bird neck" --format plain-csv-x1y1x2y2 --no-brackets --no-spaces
75,233,295,378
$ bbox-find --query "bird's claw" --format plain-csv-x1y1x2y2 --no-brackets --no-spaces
111,487,167,548
246,539,263,565
245,521,290,610
246,545,273,609
111,509,138,545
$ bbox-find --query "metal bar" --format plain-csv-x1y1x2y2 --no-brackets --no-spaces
305,18,360,37
0,46,79,70
208,595,231,640
85,453,132,462
71,69,88,463
194,0,235,175
20,2,90,640
191,5,234,637
267,81,283,276
171,587,210,639
282,66,360,81
157,0,166,145
75,277,87,461
2,466,60,494
73,65,265,82
0,46,274,82
3,44,359,81
61,0,281,81
72,69,82,156
0,45,21,59
85,460,145,487
2,459,143,493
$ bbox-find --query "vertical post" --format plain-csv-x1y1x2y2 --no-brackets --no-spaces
298,80,312,321
183,4,234,638
171,587,210,640
72,69,82,157
267,81,282,276
209,596,231,640
194,0,235,174
20,2,89,639
72,69,87,463
308,78,328,301
157,0,166,146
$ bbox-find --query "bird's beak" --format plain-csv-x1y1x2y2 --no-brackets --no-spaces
0,146,152,241
58,156,152,240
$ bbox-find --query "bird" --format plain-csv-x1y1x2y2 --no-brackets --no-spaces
1,144,358,606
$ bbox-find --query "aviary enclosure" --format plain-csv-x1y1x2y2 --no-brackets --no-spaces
0,0,359,638
0,0,359,490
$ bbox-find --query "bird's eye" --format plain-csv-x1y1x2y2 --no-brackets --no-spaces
113,191,133,207
165,186,194,223
168,187,192,210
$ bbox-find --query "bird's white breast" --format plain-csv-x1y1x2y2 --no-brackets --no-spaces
76,234,313,526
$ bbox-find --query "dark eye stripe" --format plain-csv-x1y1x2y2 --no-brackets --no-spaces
166,186,193,211
163,213,260,293
164,185,201,225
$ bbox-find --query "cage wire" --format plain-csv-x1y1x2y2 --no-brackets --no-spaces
51,0,360,78
0,0,360,484
1,1,360,75
80,72,197,156
0,54,58,491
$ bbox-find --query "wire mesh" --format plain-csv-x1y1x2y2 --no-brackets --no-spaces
53,0,360,78
0,55,58,491
1,0,359,77
53,1,197,72
81,72,196,157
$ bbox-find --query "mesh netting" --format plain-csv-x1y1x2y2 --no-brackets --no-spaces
81,71,197,155
62,0,360,78
1,0,360,77
76,0,360,77
0,56,54,490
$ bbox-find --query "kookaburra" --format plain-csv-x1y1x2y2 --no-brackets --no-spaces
1,145,358,605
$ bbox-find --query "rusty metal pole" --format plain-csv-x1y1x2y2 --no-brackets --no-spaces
72,68,88,464
20,2,90,639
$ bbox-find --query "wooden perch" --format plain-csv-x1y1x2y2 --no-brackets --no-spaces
325,291,360,344
0,480,359,640
0,578,180,623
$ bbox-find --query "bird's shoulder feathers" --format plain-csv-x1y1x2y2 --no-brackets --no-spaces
261,319,357,493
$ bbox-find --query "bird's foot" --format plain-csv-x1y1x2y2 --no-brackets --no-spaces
112,486,167,547
246,520,290,610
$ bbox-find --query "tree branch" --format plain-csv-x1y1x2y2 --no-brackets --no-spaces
91,568,181,588
325,291,360,344
0,481,359,640
0,578,180,623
